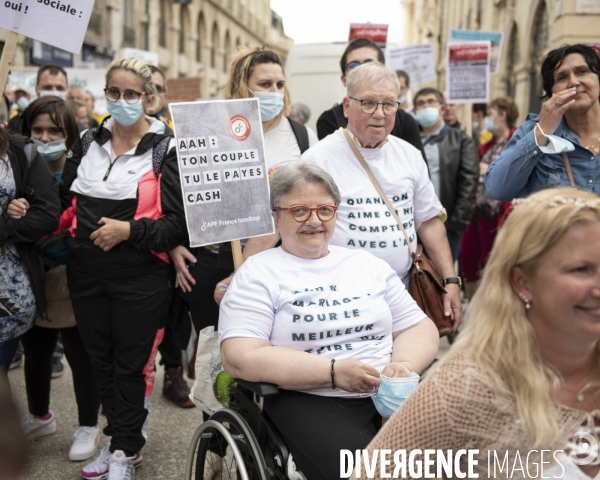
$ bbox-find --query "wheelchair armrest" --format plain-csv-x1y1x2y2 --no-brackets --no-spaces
235,379,279,397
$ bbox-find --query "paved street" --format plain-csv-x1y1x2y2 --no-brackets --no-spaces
8,357,202,479
8,337,451,479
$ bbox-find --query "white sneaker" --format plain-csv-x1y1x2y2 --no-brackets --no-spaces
21,411,57,439
108,450,136,480
69,425,100,461
81,446,142,480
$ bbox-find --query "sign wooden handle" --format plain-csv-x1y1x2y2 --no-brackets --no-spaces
0,32,19,101
231,240,243,271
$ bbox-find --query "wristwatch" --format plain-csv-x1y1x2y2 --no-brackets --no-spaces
441,277,462,287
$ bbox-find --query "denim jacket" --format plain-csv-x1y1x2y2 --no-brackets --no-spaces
485,113,599,200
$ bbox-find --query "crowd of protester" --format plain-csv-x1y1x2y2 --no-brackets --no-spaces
0,39,599,480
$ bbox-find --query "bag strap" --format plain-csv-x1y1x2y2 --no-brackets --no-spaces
342,128,415,257
561,152,577,188
287,117,310,154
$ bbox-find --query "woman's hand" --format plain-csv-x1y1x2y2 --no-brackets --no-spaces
169,245,197,293
381,363,411,378
334,358,380,393
536,87,578,142
90,217,130,251
214,273,235,305
479,162,489,177
6,198,30,219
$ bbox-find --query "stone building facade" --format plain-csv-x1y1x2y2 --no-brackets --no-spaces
402,0,600,122
1,0,292,98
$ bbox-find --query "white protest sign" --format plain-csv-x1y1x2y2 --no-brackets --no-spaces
448,30,504,74
122,48,159,67
0,0,94,54
170,99,275,248
446,41,490,104
389,44,436,87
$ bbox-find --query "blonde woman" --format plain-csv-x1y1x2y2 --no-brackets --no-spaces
59,58,185,480
358,187,600,479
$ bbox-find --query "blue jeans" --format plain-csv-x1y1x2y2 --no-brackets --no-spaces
445,228,463,263
0,335,23,372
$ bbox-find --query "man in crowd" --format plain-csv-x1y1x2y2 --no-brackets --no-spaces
396,69,411,111
145,64,193,408
316,38,425,161
228,63,462,327
471,103,493,147
413,87,479,261
148,65,173,129
443,94,462,129
66,85,99,129
289,103,311,125
8,64,68,134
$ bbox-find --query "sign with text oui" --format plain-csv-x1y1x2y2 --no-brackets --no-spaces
170,98,275,248
0,0,95,54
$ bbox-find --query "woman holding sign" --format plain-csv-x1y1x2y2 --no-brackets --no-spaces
218,163,439,480
58,58,186,480
170,47,318,335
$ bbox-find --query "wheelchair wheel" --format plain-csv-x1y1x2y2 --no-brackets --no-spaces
186,409,268,480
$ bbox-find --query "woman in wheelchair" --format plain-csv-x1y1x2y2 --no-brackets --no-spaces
218,163,439,480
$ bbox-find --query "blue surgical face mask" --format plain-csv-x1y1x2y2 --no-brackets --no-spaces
371,368,419,418
484,116,497,134
32,138,67,162
107,99,144,127
250,90,285,122
415,107,440,128
39,90,66,101
398,94,407,105
472,121,480,131
17,97,29,110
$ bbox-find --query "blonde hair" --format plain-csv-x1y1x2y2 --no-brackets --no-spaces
223,47,291,116
105,58,159,113
444,188,600,447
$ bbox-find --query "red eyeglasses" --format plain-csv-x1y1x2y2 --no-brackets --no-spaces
274,205,338,222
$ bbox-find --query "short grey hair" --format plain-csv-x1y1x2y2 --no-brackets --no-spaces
346,62,400,97
270,163,342,212
290,103,311,124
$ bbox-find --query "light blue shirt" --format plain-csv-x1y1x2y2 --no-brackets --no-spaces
485,113,599,200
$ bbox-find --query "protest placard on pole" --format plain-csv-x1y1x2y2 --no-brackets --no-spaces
348,23,388,49
389,44,437,87
0,0,95,54
448,30,504,74
446,41,490,104
170,98,274,265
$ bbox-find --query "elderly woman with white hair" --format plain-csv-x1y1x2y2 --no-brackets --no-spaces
219,163,439,480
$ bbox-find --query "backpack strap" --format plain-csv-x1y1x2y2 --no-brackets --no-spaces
152,136,172,178
80,128,97,158
287,117,310,154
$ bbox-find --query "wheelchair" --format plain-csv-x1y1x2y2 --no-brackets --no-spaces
185,379,302,480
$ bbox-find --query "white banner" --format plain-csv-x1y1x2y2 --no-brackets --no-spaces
170,99,275,248
0,0,95,54
389,44,437,87
446,41,490,104
122,48,159,67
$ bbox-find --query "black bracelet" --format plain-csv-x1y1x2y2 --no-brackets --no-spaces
331,358,336,389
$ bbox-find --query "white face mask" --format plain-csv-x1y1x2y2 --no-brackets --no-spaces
39,90,66,101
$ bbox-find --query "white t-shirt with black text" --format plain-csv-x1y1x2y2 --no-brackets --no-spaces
302,129,443,282
218,246,426,397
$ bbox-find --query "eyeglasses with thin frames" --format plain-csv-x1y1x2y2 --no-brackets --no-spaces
274,205,338,222
349,97,400,116
104,87,146,104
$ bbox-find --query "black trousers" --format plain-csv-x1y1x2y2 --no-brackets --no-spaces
22,325,100,426
67,259,171,455
264,390,381,480
181,248,233,335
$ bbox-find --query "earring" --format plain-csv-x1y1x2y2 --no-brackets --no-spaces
518,293,531,310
